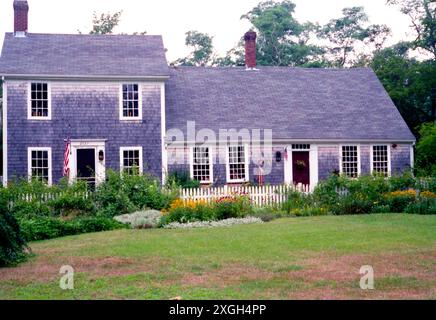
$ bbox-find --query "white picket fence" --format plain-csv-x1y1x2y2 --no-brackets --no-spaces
179,184,310,207
8,191,90,208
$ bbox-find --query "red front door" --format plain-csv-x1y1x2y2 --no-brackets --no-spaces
292,151,310,185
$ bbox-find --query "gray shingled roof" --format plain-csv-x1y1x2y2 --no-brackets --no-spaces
0,33,169,77
166,66,415,141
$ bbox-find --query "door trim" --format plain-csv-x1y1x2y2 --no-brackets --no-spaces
284,144,318,191
69,140,106,185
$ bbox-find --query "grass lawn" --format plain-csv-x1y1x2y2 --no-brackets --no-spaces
0,214,435,299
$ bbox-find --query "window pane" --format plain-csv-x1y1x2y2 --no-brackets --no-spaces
121,84,139,118
30,82,49,118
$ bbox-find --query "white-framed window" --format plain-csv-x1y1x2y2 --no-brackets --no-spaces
120,84,142,120
292,144,311,150
28,147,52,185
226,144,249,183
190,146,213,184
371,145,391,176
120,147,143,174
340,145,360,178
28,82,51,120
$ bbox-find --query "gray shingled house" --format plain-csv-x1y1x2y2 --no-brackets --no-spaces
1,0,415,189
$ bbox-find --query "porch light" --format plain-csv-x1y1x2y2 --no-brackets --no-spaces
99,150,104,162
275,151,282,162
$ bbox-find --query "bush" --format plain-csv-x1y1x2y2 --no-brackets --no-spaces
166,171,200,189
0,199,29,267
19,216,125,242
214,195,252,220
94,170,177,217
114,210,162,229
405,198,436,214
383,189,417,213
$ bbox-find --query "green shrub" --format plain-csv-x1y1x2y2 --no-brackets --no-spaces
214,196,252,220
166,171,200,189
383,190,417,213
19,216,126,242
405,198,436,214
0,198,29,267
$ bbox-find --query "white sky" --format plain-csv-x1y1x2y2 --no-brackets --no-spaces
0,0,415,62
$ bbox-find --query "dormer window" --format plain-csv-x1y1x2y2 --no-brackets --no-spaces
120,84,142,120
28,82,51,119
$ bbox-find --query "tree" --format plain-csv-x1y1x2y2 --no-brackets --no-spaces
89,11,123,35
387,0,436,59
415,122,436,175
371,43,436,135
173,31,215,66
79,11,146,35
220,1,325,67
320,7,391,67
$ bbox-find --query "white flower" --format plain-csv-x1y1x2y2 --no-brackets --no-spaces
163,217,263,229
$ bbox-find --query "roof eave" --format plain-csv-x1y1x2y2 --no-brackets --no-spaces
0,73,170,81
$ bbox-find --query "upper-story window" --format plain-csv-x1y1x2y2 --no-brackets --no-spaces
190,147,213,184
372,145,390,176
227,145,249,183
28,82,51,119
120,84,142,120
340,145,360,178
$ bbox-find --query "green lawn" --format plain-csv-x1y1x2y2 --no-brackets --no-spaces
0,214,435,299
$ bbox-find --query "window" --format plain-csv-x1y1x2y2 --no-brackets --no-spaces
28,148,52,185
341,145,360,178
227,145,249,182
28,82,50,119
372,145,390,176
292,144,310,150
120,147,143,174
120,84,141,120
191,147,213,183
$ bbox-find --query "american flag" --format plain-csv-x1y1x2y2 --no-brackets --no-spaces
63,137,71,177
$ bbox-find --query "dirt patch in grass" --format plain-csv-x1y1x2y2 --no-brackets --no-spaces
176,250,436,299
179,264,275,288
0,254,167,283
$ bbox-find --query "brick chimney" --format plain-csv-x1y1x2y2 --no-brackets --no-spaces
244,31,257,69
14,0,29,36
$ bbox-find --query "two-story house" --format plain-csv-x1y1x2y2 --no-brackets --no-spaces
0,0,415,189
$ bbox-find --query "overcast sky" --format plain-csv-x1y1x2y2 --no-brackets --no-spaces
0,0,414,61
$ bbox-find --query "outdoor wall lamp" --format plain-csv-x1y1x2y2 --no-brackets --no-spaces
275,151,282,162
99,150,104,162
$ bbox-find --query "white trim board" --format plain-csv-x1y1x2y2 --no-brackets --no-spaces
2,79,7,186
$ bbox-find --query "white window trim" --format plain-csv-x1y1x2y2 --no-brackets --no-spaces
189,146,214,184
119,83,142,121
27,147,52,186
339,144,361,177
120,146,143,173
226,144,250,183
370,144,391,176
27,82,52,120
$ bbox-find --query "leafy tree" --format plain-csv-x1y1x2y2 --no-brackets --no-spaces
415,122,436,175
89,11,123,35
387,0,436,59
320,7,391,67
371,43,436,135
173,31,215,66
80,11,146,35
220,1,325,67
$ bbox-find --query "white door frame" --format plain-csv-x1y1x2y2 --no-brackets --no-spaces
284,144,318,191
69,140,106,185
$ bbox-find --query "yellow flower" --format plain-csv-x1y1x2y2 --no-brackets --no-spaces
420,190,436,199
